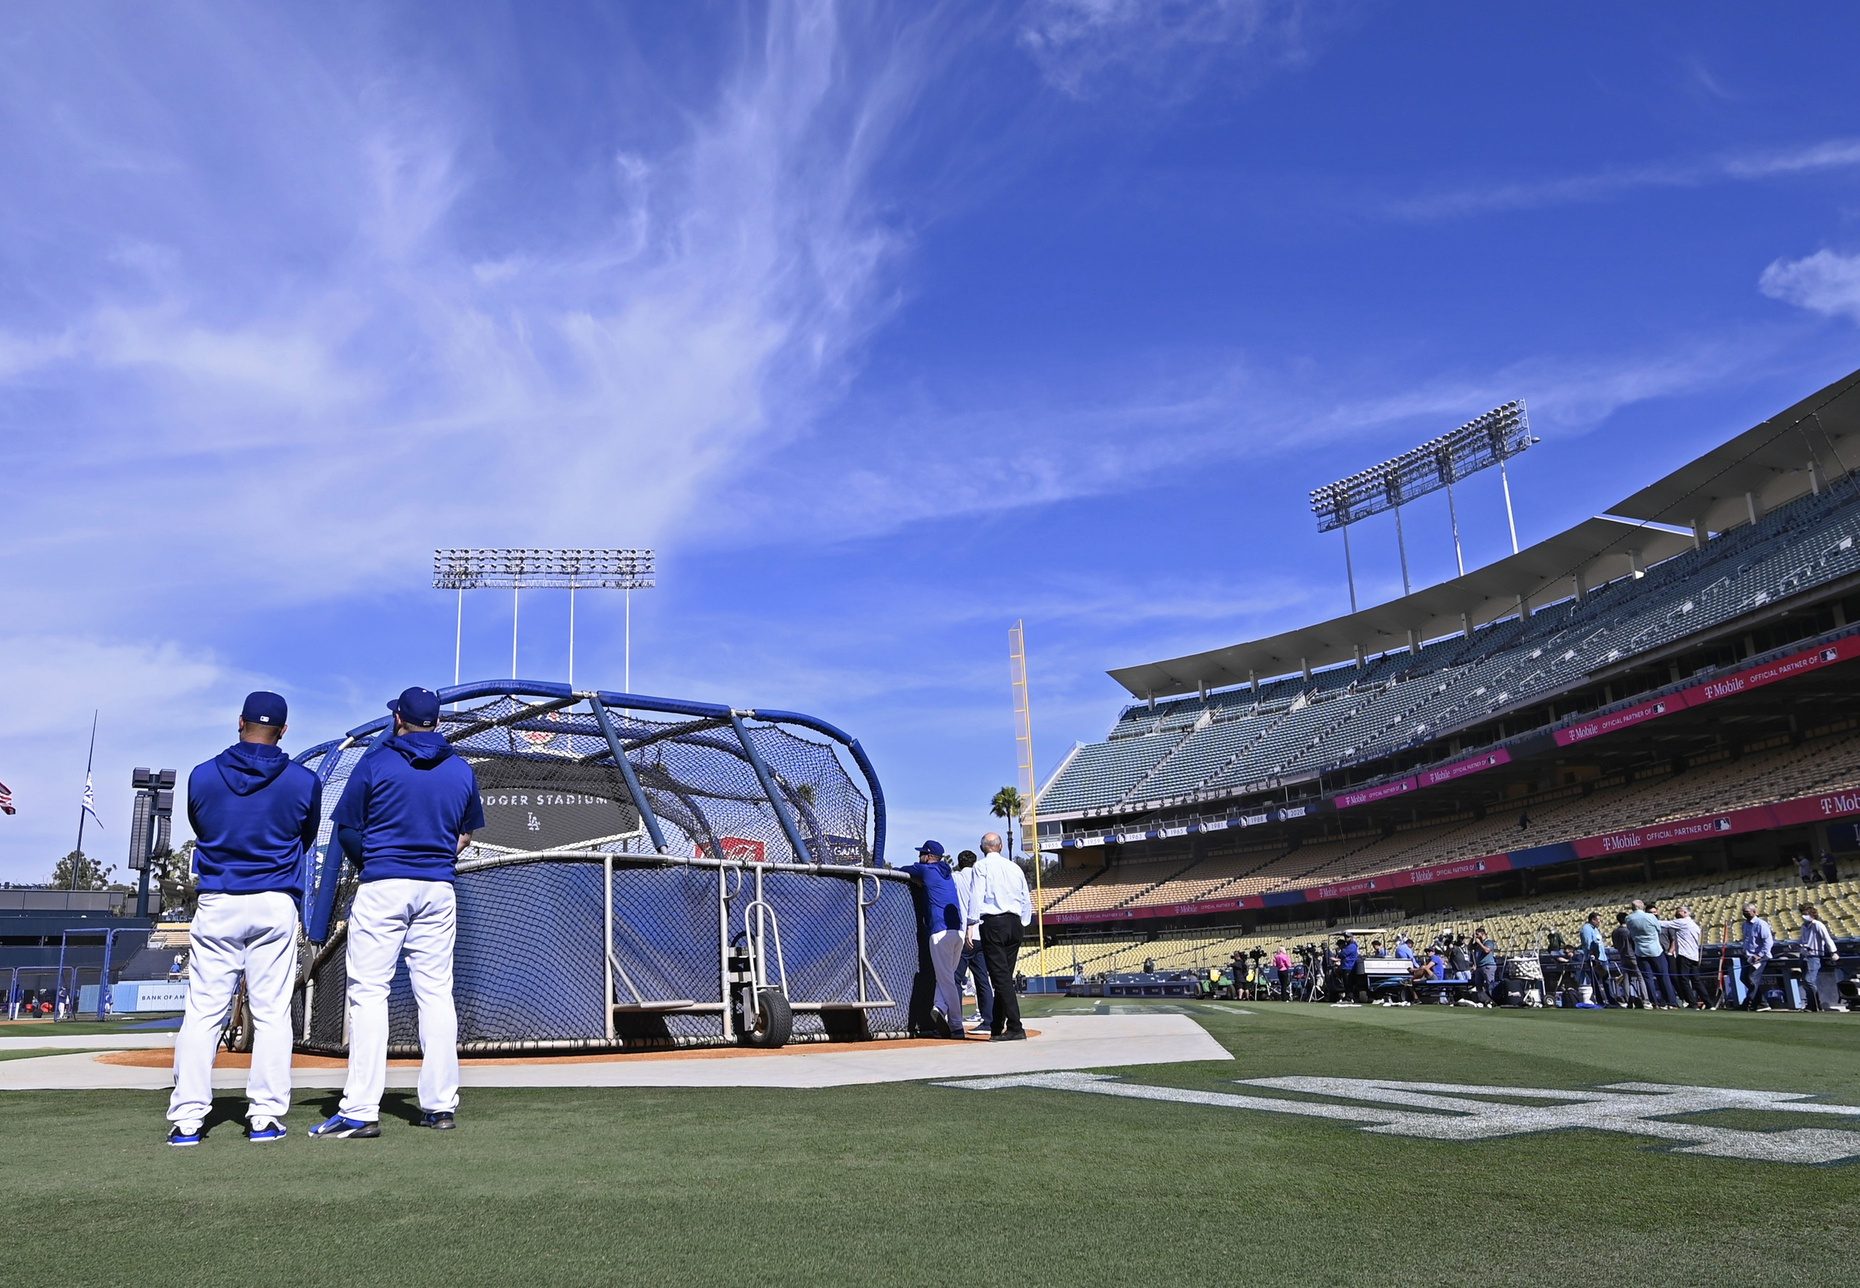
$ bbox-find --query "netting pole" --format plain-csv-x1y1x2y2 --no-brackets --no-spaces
728,711,815,864
54,934,71,1019
98,930,117,1020
589,697,670,854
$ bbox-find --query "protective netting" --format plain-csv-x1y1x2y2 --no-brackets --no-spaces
292,685,910,1054
298,857,917,1054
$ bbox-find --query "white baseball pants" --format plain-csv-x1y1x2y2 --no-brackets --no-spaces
929,929,964,1035
339,878,459,1122
168,890,299,1132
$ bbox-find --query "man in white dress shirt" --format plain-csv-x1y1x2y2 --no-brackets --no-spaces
951,850,994,1032
968,832,1032,1042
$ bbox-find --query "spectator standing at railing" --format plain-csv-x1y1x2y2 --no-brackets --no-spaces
1822,853,1841,884
1659,905,1706,1008
1796,904,1840,1012
1798,854,1818,886
1740,904,1775,1011
1624,901,1678,1009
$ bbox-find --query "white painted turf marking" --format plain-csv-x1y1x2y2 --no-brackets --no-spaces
935,1073,1860,1165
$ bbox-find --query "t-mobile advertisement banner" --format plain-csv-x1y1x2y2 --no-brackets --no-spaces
1310,853,1512,902
1335,778,1416,810
1335,748,1513,811
1553,694,1686,747
1418,748,1512,788
1045,893,1260,926
1555,634,1860,748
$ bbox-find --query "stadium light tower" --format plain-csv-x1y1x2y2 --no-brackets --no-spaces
1308,401,1536,610
433,549,656,690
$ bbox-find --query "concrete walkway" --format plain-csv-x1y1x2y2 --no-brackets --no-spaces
0,1014,1229,1092
0,1034,178,1052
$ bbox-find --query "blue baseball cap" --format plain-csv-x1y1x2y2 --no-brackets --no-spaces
387,686,442,727
240,691,288,726
915,840,945,857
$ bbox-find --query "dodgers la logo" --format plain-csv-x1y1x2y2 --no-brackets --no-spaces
936,1073,1860,1165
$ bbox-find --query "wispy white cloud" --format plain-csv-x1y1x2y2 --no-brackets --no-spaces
0,5,940,622
1389,138,1860,221
731,332,1773,547
1759,249,1860,325
1017,0,1337,101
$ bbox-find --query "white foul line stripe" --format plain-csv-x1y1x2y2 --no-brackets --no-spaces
933,1072,1860,1165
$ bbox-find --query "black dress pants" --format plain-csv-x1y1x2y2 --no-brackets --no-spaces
980,913,1024,1035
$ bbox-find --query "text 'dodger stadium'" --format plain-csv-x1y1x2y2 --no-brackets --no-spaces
291,682,916,1055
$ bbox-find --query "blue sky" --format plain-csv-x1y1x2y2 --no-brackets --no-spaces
5,2,1860,881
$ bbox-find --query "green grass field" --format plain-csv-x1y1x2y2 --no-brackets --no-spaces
4,999,1857,1287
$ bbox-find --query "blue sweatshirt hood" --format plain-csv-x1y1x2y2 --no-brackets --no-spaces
215,742,292,796
382,731,455,769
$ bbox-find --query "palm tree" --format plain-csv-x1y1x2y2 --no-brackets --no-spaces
990,786,1024,858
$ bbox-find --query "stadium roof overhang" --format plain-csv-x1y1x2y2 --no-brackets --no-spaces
1605,367,1860,535
1110,365,1860,701
1109,518,1695,698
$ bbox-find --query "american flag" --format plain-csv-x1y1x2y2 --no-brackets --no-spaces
0,779,13,816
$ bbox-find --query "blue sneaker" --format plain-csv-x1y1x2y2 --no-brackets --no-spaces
247,1119,287,1143
419,1111,456,1130
167,1125,202,1148
307,1114,380,1139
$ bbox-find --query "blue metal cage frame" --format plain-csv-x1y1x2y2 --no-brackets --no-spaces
289,680,919,1053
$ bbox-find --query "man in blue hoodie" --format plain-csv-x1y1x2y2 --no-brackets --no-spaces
898,841,967,1039
167,691,322,1147
311,687,483,1139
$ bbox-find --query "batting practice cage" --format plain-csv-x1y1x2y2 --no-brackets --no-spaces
290,681,919,1055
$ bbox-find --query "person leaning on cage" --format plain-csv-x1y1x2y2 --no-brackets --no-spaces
969,832,1031,1041
310,686,484,1139
166,691,322,1147
898,841,967,1039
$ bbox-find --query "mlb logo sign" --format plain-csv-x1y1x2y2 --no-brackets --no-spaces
697,836,768,863
520,711,567,746
1713,818,1733,832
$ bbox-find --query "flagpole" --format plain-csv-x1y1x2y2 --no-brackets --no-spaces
72,710,97,889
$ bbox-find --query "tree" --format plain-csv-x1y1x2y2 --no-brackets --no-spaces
51,850,114,891
158,840,199,917
990,786,1024,858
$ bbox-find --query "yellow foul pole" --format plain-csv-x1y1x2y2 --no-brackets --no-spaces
1008,619,1046,976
